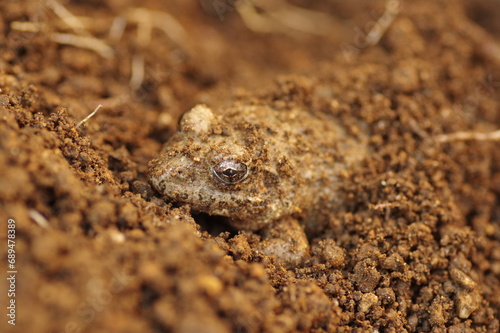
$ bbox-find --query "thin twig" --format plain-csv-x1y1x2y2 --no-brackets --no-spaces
29,210,50,229
436,129,500,142
369,201,406,221
369,201,405,210
76,104,103,128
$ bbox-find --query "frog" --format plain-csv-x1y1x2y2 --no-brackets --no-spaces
148,103,367,266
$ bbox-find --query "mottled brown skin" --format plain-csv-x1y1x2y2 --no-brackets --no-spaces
149,104,367,265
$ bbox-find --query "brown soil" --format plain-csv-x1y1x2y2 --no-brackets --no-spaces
1,0,500,332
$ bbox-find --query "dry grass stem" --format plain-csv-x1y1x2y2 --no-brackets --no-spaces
236,2,279,34
153,11,189,47
125,8,188,48
365,0,400,46
108,17,127,42
436,129,500,142
10,21,41,32
237,0,339,35
260,0,340,36
47,0,91,36
50,33,114,58
237,0,385,36
76,104,103,128
137,18,153,47
29,209,50,229
130,54,145,89
369,202,405,210
96,95,131,109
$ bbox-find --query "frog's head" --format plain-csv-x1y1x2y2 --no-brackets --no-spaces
148,105,295,231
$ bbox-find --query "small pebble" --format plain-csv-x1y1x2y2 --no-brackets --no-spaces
449,268,477,291
358,292,378,313
455,291,481,319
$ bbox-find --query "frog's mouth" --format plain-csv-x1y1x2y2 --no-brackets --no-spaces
150,170,273,231
169,185,272,231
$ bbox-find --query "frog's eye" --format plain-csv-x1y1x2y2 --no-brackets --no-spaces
212,160,249,185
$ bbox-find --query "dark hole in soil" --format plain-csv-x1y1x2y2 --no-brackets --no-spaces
191,211,238,237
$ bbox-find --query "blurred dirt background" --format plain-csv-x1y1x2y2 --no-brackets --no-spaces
1,0,500,332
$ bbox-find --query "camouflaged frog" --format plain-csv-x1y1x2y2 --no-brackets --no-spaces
149,104,367,265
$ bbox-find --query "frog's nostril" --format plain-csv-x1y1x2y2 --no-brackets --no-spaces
166,167,186,179
178,192,189,200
